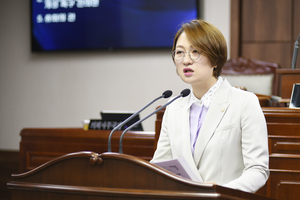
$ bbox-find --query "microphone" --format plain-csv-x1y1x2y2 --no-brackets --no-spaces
119,89,190,153
291,34,300,69
107,90,172,152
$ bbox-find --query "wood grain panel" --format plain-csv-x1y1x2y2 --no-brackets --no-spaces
242,43,291,68
281,74,300,98
293,0,300,68
267,123,300,136
19,128,155,173
294,0,300,40
270,154,300,170
230,0,241,58
274,142,300,153
281,75,300,98
269,170,300,200
277,181,300,200
242,0,292,42
276,69,300,98
274,142,300,152
269,137,300,155
26,151,64,171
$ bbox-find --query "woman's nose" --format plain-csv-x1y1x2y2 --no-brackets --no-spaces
182,52,193,64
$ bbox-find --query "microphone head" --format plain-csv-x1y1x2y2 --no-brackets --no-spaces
162,90,172,98
181,89,191,97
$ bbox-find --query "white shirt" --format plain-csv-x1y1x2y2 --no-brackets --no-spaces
188,77,223,153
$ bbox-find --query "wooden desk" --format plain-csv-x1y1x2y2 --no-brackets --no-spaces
19,128,155,173
8,152,276,200
262,107,300,200
276,69,300,98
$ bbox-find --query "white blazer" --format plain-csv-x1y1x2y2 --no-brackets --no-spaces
151,79,269,193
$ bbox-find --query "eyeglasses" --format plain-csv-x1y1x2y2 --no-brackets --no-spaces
172,49,201,61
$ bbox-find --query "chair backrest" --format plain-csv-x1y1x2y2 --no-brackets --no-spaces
221,57,279,96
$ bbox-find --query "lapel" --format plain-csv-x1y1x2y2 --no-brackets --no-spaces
176,94,204,182
177,94,193,160
193,80,231,167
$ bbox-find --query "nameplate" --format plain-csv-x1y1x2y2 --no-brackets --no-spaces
88,120,122,130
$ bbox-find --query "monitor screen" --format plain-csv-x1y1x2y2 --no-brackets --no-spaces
100,110,143,131
31,0,199,52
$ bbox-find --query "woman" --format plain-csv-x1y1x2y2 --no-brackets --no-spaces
151,19,269,193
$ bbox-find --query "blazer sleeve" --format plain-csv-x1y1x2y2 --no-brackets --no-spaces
150,105,173,163
223,93,269,193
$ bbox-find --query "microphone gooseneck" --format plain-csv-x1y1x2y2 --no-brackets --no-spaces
291,34,300,69
107,90,172,152
118,89,191,153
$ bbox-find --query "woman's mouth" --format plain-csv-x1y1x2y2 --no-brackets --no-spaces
184,68,194,76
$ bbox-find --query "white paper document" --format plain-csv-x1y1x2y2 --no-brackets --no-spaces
152,157,202,182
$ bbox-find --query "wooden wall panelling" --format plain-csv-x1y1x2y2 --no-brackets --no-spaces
242,43,291,70
294,0,300,39
294,0,300,68
230,0,300,70
241,0,292,42
241,0,292,68
230,0,241,58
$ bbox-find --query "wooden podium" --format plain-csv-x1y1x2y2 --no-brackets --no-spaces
7,151,275,200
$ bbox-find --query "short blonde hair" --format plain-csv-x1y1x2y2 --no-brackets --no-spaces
172,19,228,78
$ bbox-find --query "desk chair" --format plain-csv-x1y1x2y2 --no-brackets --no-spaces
222,57,279,96
221,57,280,106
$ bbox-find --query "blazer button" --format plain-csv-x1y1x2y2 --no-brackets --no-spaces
221,107,225,112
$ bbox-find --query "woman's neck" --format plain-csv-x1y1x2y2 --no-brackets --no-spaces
192,77,217,99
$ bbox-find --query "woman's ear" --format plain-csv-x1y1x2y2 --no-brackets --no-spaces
212,65,218,77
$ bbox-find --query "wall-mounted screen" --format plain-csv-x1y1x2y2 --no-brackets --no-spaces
31,0,199,52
